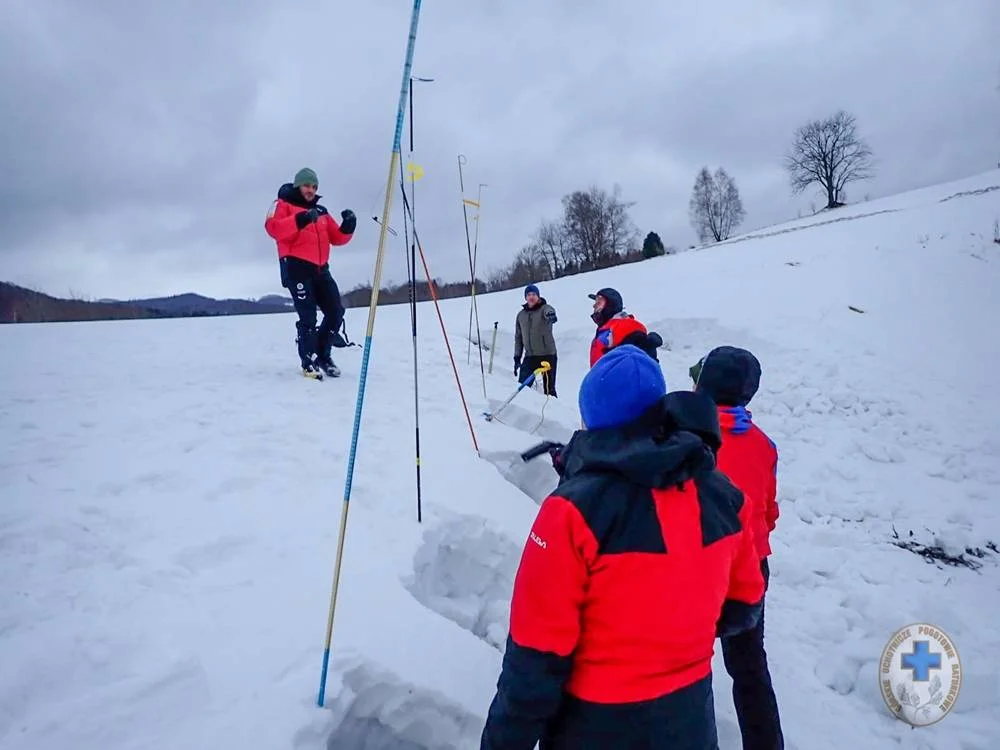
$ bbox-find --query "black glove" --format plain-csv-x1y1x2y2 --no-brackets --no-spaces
520,440,562,462
295,208,321,230
340,209,357,235
514,356,521,377
619,330,661,362
548,444,566,476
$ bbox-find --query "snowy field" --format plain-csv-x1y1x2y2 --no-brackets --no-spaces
2,169,999,749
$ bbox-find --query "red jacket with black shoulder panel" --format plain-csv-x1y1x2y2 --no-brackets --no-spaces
480,392,765,750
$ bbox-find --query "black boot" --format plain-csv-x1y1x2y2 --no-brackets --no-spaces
315,338,341,378
296,325,323,378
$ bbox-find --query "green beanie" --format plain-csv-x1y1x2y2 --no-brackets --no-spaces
293,167,318,188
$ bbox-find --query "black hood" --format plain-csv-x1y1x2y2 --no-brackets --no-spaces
277,182,321,208
589,287,623,325
695,345,761,407
560,391,721,489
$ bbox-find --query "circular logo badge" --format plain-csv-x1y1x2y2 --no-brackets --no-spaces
879,623,962,727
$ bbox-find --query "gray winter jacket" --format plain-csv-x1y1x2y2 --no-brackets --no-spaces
514,298,558,359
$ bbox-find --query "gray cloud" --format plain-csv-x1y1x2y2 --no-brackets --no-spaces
1,0,997,300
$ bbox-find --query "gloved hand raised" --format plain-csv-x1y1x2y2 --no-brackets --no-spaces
340,209,357,234
295,208,321,230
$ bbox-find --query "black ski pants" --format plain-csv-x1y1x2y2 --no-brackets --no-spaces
720,558,784,750
518,354,557,397
281,257,345,364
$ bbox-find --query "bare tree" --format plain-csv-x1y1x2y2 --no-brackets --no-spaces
784,110,875,209
535,220,569,278
561,185,639,271
688,166,746,243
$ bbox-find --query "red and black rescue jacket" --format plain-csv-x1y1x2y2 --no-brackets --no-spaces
264,182,352,268
480,392,765,750
589,313,648,366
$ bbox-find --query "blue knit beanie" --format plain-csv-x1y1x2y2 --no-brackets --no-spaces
524,284,540,298
579,344,667,430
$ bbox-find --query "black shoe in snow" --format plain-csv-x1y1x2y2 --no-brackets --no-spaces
316,358,341,378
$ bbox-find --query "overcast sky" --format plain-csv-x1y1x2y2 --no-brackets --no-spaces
2,0,998,301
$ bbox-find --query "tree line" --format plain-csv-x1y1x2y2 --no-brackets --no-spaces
481,185,677,291
345,107,879,307
343,185,676,307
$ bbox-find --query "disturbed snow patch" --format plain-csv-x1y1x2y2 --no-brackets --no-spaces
479,448,560,506
403,514,521,650
481,401,574,443
306,660,483,750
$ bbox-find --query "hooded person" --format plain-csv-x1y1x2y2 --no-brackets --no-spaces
513,283,558,397
480,345,765,750
588,287,663,366
264,167,357,378
691,345,784,750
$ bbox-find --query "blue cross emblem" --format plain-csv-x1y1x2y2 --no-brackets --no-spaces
901,640,941,682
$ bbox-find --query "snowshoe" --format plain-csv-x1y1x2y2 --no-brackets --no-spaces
301,361,324,380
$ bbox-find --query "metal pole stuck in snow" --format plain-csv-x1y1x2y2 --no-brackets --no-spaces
400,186,481,455
316,0,424,709
458,155,476,365
406,75,433,527
488,321,498,374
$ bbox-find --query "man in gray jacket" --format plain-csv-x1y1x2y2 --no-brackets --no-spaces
513,284,558,397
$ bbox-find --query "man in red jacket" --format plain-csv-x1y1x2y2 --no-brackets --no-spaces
481,344,765,750
587,287,662,366
264,167,356,378
691,345,784,750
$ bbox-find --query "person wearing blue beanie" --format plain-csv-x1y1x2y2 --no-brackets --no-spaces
480,345,765,749
513,283,559,396
579,344,666,429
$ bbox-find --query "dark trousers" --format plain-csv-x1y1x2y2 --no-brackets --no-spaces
540,674,718,750
721,558,784,750
519,354,558,397
281,257,345,365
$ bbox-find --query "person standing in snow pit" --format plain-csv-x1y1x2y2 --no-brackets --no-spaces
690,345,785,750
588,286,663,366
513,283,559,397
264,167,357,379
480,344,765,750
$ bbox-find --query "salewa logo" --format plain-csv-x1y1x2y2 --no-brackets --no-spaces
530,531,547,549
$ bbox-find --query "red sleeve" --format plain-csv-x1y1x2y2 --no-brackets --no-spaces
727,519,765,605
509,495,597,656
322,214,353,247
765,448,779,532
264,200,299,241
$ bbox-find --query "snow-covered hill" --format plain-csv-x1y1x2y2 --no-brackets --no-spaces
2,169,999,750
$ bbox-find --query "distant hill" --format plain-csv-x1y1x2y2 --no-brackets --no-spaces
256,294,294,308
0,282,294,324
0,282,163,324
114,292,293,317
